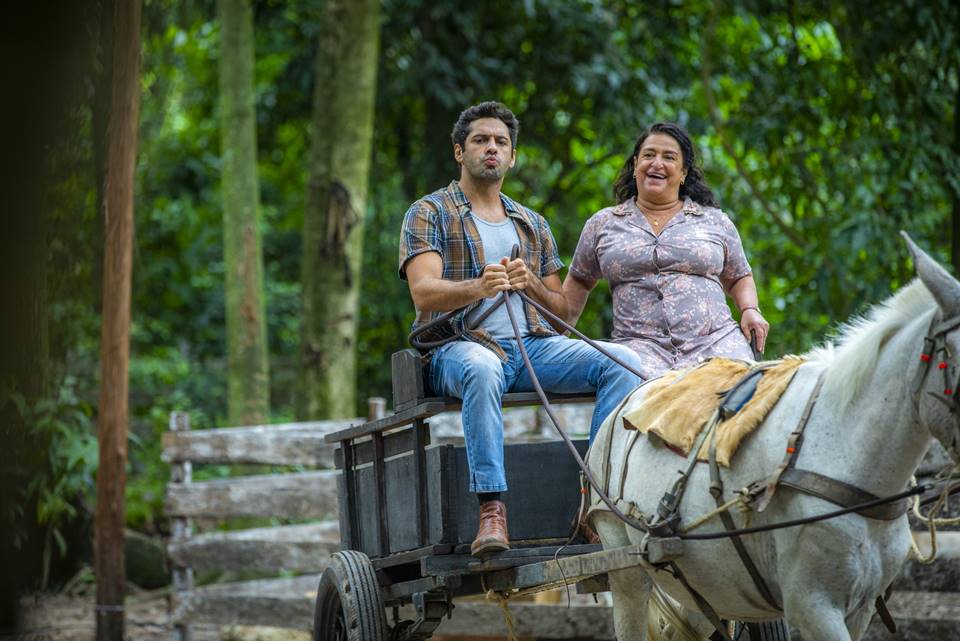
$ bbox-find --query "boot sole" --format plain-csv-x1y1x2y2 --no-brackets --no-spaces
470,539,510,558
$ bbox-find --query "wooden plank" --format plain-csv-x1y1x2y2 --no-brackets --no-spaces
168,411,194,641
172,575,320,627
333,427,418,469
373,432,389,556
480,544,645,593
162,420,359,466
167,522,340,573
391,349,425,411
414,419,428,546
422,544,601,577
324,401,450,443
325,395,595,444
369,544,453,570
165,471,338,519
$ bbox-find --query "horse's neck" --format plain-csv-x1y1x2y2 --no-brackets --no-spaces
798,314,933,496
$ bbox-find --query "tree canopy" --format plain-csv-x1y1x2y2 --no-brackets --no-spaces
5,0,957,589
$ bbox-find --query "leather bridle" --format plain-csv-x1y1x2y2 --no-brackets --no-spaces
912,310,960,423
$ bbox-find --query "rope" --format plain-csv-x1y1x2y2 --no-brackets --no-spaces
909,471,960,564
484,589,520,641
679,495,747,534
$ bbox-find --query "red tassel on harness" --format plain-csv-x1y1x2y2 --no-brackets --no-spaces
921,354,931,362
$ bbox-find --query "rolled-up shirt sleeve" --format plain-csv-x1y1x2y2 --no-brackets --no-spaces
718,212,751,283
399,202,443,280
568,214,603,282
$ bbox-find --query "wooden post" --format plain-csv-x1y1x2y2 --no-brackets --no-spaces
95,2,141,640
169,411,194,641
367,396,387,421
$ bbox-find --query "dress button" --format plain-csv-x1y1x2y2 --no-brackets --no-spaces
657,292,664,300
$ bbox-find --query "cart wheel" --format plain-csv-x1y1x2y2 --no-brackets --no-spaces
314,550,389,641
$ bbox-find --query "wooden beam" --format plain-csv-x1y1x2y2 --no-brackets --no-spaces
95,1,141,639
165,471,338,519
167,522,340,573
162,423,346,466
325,395,595,443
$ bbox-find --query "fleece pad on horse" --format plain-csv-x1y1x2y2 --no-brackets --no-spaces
621,357,805,466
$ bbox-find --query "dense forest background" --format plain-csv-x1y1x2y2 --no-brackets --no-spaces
3,0,959,603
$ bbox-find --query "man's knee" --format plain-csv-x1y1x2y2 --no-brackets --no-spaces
597,342,643,372
458,344,505,387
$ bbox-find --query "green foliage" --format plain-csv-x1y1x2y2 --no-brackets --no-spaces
31,0,960,564
5,377,97,587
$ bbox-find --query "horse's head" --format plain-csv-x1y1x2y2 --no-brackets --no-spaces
903,231,960,464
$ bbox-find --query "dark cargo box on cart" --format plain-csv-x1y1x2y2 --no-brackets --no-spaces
336,439,588,558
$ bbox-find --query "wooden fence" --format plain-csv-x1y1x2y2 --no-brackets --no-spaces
163,403,960,641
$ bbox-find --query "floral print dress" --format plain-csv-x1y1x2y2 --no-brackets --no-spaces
569,197,753,380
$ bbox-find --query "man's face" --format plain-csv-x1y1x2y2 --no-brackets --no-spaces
454,117,516,183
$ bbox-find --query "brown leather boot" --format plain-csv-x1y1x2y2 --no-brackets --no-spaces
470,500,510,557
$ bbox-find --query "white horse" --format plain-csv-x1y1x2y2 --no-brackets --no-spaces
586,234,960,641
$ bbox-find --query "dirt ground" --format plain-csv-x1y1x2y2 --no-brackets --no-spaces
15,586,590,641
17,591,172,641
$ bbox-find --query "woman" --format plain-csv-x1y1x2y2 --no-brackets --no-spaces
567,123,786,639
563,122,769,384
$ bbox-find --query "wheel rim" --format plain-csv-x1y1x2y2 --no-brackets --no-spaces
332,604,347,641
318,581,350,641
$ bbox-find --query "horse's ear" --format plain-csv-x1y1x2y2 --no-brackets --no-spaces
901,231,960,317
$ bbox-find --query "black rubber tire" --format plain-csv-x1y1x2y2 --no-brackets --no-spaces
313,550,389,641
733,619,791,641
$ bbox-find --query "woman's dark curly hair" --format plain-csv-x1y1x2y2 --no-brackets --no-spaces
612,122,718,208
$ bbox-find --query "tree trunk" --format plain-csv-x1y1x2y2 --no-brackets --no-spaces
95,1,141,639
952,78,960,276
218,0,270,426
298,0,380,419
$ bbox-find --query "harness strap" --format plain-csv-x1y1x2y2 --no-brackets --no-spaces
651,410,722,535
666,561,732,641
708,419,782,611
755,372,825,513
778,468,910,521
874,595,897,633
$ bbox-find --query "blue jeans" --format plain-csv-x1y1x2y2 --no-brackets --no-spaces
430,336,644,492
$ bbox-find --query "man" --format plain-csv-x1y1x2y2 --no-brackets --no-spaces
399,101,643,558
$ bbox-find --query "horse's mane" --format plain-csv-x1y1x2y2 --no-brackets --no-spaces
805,279,935,409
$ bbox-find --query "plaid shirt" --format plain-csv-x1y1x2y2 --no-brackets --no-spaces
399,180,564,360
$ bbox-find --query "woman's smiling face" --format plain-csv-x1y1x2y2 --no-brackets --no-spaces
634,133,687,202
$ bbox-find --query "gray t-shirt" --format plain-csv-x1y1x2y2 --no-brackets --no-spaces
465,216,530,340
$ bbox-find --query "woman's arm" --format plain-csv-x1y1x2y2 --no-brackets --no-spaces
561,273,597,327
726,274,770,354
